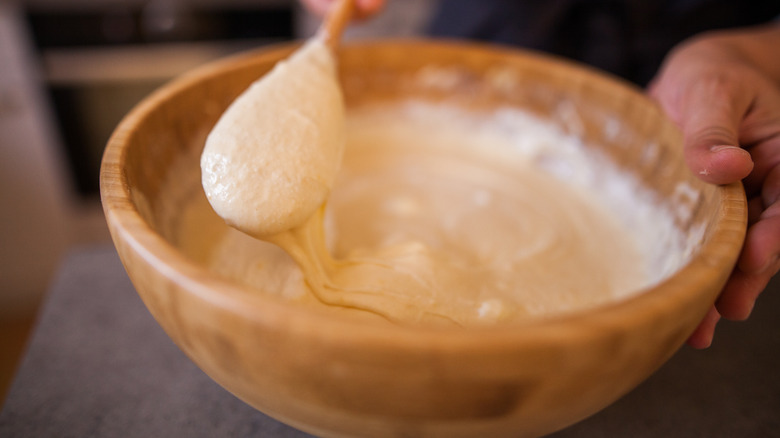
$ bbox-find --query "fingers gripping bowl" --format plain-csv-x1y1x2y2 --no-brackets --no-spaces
100,40,746,438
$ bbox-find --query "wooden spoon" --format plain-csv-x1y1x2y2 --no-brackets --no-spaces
201,0,355,239
318,0,356,51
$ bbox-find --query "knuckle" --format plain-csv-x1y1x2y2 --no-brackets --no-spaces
689,124,738,146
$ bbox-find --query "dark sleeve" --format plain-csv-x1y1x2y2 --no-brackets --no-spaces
426,0,780,86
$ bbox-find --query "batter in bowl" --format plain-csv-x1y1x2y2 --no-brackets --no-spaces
195,38,670,326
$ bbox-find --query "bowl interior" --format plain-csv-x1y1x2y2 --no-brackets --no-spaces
122,40,738,313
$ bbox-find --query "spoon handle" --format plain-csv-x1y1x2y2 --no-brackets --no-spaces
318,0,355,51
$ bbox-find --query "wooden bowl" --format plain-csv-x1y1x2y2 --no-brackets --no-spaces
100,40,746,438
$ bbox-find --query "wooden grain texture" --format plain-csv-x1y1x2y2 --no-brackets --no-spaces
100,40,747,438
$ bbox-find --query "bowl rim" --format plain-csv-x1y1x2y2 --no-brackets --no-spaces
100,38,747,352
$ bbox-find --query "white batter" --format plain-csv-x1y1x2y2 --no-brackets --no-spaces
192,39,673,326
201,38,345,237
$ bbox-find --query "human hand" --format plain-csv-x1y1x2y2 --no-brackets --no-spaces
648,25,780,348
300,0,385,20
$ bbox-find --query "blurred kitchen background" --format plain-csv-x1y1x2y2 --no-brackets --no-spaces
0,0,437,406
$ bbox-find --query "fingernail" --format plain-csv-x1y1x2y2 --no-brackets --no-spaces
760,254,780,275
710,145,750,158
710,145,739,151
764,190,780,210
742,254,779,275
710,145,752,159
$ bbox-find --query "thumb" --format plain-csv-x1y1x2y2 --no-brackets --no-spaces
676,78,754,185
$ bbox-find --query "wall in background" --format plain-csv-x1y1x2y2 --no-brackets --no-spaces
0,2,70,321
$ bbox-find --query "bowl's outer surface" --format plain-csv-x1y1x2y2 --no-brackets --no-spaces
100,40,746,438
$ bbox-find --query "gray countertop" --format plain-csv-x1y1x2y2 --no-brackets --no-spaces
2,245,779,437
